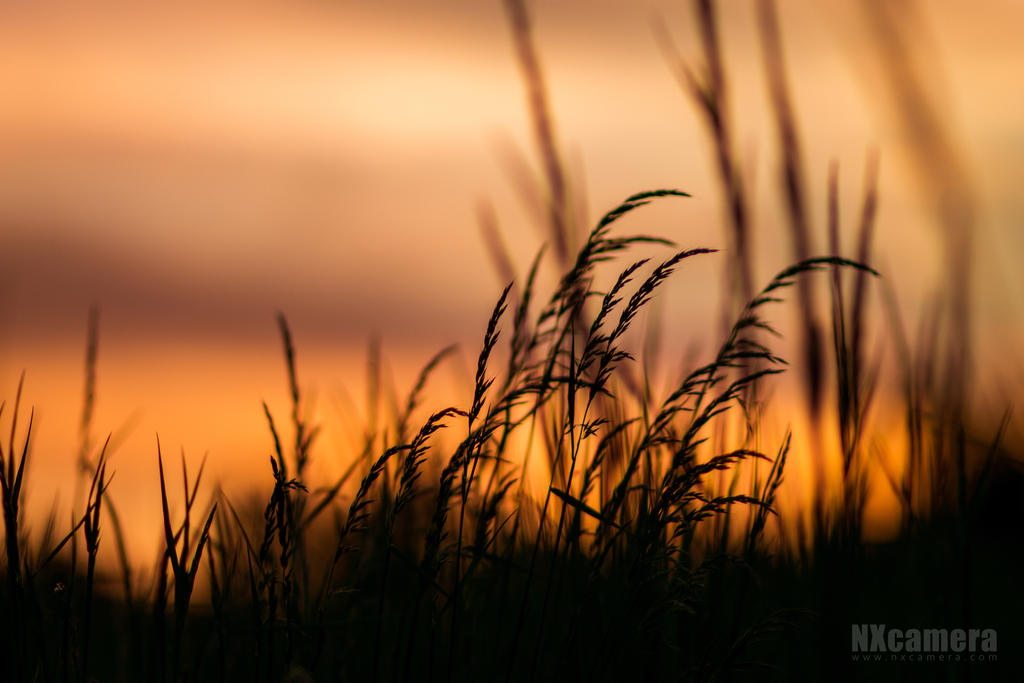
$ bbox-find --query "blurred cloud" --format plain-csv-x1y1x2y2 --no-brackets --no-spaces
1,0,1021,366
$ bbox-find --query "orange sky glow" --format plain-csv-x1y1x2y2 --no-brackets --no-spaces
1,0,1023,568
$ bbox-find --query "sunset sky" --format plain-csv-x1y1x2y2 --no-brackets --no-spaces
1,0,1022,565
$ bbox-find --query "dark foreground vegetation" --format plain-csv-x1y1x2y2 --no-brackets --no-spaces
3,0,1022,681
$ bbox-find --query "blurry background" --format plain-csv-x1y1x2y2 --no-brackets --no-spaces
1,0,1022,565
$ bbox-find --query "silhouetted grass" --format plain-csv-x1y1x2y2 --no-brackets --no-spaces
1,0,1021,681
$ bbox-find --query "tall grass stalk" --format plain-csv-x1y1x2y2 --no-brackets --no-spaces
1,1,1016,681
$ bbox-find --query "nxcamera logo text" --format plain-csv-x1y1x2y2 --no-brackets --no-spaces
851,624,997,654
